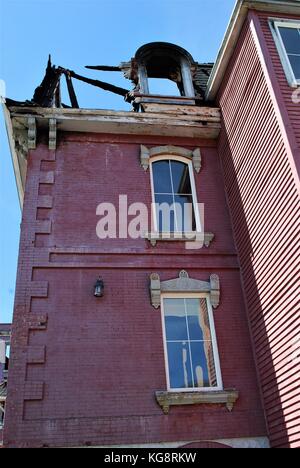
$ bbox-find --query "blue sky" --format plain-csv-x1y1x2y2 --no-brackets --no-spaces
0,0,236,323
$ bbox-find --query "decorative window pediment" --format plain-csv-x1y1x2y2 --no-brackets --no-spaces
140,144,201,173
150,271,239,412
271,20,300,87
150,270,220,309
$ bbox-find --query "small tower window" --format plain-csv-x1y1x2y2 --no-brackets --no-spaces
135,42,196,99
161,294,222,391
148,78,182,97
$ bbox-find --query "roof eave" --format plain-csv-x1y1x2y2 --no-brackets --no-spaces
205,0,300,101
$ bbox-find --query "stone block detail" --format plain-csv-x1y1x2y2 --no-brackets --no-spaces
41,149,56,162
35,220,52,234
27,314,48,330
27,346,46,364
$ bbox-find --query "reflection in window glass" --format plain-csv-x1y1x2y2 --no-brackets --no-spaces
278,26,300,80
152,160,196,232
163,298,218,390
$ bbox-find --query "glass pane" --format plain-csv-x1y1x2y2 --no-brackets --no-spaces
152,161,172,193
171,161,192,194
167,341,193,389
279,27,300,55
185,299,208,341
186,299,202,340
288,54,300,79
174,194,196,232
155,194,176,232
191,341,217,388
164,298,187,341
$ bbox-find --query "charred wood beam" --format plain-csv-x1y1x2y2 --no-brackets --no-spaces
85,65,121,72
64,72,79,108
32,55,63,107
68,70,130,98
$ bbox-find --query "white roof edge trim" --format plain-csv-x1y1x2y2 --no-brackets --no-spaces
206,0,300,101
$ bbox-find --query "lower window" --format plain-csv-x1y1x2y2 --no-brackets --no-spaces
161,295,223,391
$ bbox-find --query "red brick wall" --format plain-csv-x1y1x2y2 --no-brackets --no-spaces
256,11,300,177
4,132,266,447
217,13,300,449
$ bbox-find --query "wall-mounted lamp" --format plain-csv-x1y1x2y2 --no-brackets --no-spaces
94,277,104,297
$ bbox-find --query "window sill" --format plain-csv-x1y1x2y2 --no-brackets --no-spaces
155,389,239,414
144,232,214,247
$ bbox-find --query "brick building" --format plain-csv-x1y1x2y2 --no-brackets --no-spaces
2,0,300,448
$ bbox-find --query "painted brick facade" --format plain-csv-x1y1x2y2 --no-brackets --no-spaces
3,132,267,447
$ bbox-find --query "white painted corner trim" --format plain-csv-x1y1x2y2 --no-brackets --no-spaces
206,0,300,100
269,19,300,88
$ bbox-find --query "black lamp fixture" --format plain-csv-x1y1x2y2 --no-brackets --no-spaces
94,277,104,297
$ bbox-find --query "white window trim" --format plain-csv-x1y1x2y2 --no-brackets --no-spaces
160,292,223,393
149,155,202,235
270,19,300,87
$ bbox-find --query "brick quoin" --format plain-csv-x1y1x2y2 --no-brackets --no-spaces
3,133,267,448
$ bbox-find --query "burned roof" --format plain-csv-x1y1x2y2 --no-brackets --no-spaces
6,43,214,111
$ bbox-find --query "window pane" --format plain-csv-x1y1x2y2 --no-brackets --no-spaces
174,194,196,232
167,341,193,389
170,161,192,194
279,27,300,55
148,78,181,96
288,54,300,79
155,194,176,232
164,298,188,341
191,341,217,388
152,161,172,193
185,299,211,341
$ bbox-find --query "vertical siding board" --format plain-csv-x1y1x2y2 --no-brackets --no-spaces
217,16,300,449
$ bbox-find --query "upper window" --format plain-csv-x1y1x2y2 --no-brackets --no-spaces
148,78,182,97
150,157,200,234
161,294,222,391
273,21,300,86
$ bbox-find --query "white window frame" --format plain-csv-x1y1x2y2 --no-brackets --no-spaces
149,155,202,236
271,19,300,87
160,292,223,393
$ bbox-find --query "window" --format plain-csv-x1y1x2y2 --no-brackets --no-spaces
0,400,5,428
273,21,300,86
161,294,222,392
150,157,200,234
